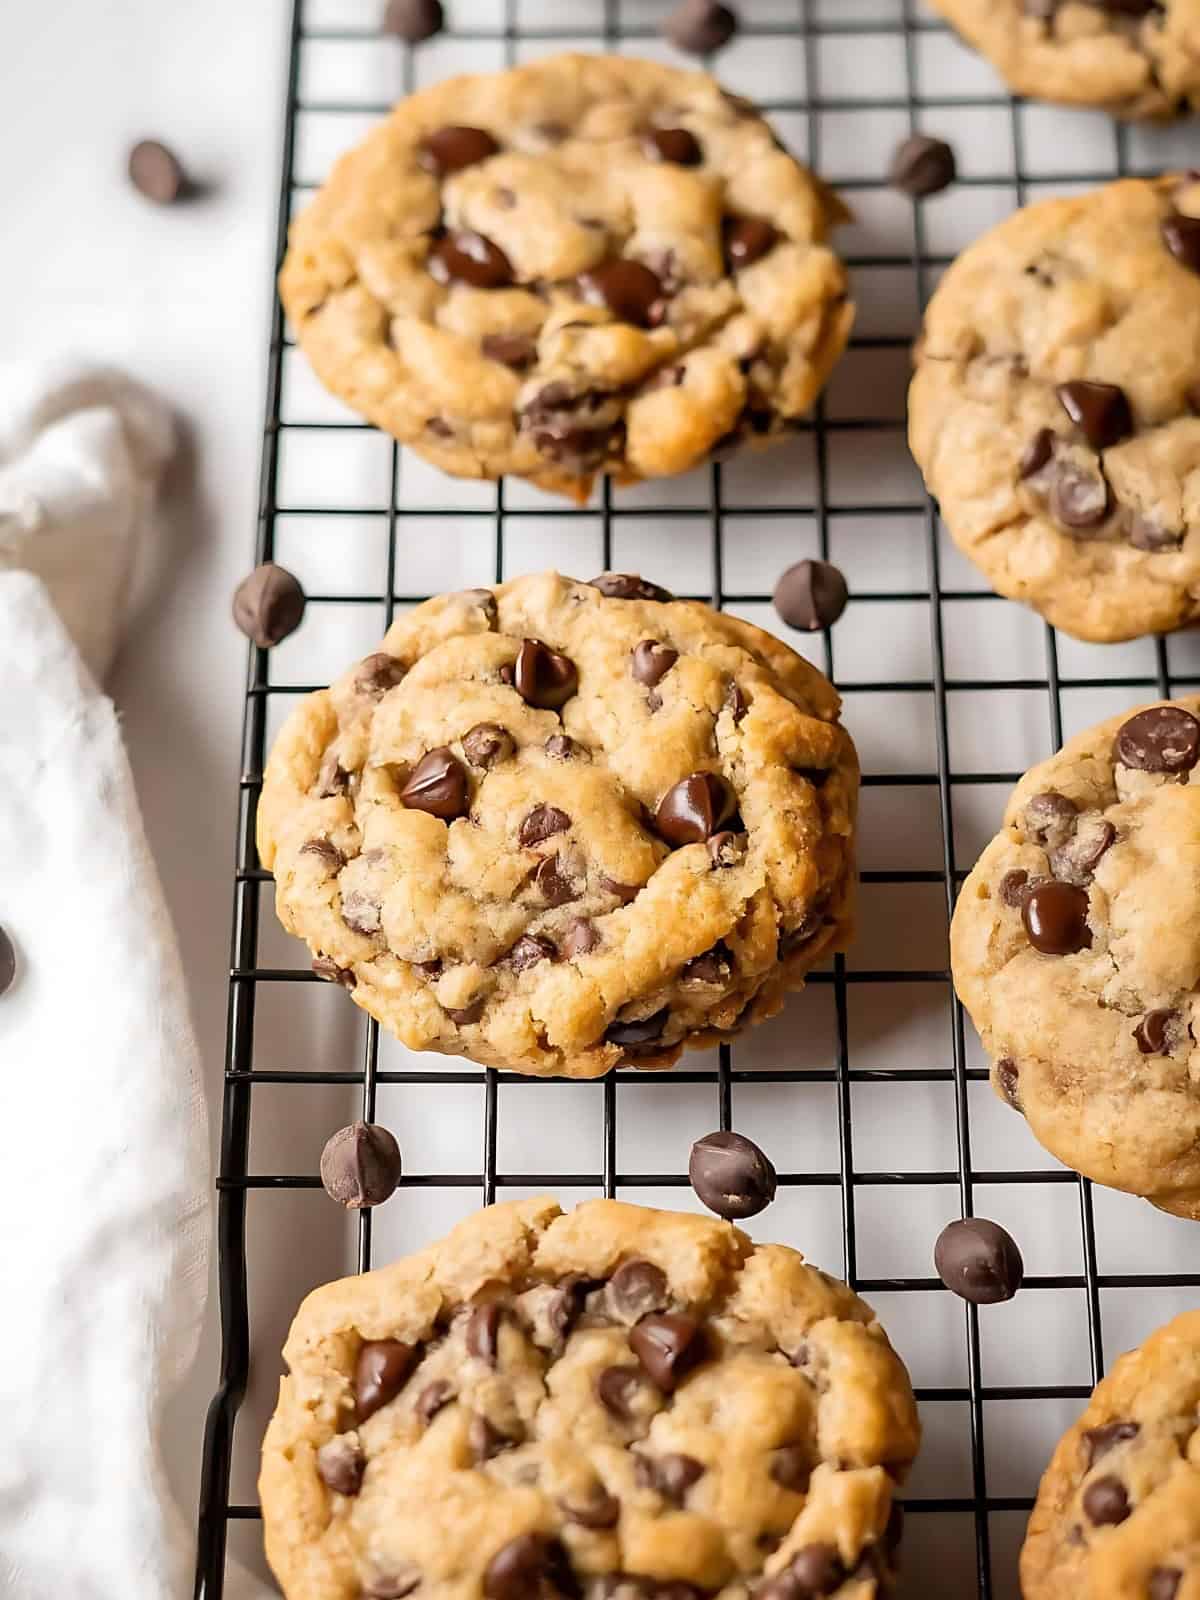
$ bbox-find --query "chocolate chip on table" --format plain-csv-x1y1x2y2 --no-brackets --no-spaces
579,260,667,328
1019,428,1056,478
232,562,306,648
636,1452,704,1504
415,1379,453,1424
628,1312,705,1390
1163,213,1200,275
312,955,356,989
1134,1008,1179,1055
355,1339,417,1422
514,638,578,709
316,1434,366,1495
605,1008,670,1050
689,1130,777,1220
483,1534,575,1600
655,772,735,845
596,1363,654,1419
723,216,778,271
1082,1474,1131,1527
418,125,499,176
1056,381,1134,451
999,869,1030,909
888,134,956,198
934,1217,1024,1305
642,127,703,166
0,925,15,997
506,934,556,972
1082,1420,1139,1467
561,1485,621,1528
769,1445,812,1493
588,572,674,602
562,918,599,957
383,0,444,41
429,230,514,289
466,1302,502,1364
1149,1569,1183,1600
1114,705,1200,774
127,138,190,204
996,1058,1022,1111
463,722,515,769
355,651,406,698
519,804,571,847
632,640,678,688
665,0,739,53
320,1122,402,1208
481,332,537,370
773,558,849,631
1023,880,1092,955
1047,459,1111,530
399,747,470,820
610,1258,669,1321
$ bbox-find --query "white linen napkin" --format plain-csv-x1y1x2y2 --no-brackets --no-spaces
0,364,211,1600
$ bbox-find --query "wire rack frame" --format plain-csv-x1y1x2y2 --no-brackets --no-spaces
193,4,1200,1598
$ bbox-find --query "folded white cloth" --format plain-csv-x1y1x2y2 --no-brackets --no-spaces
0,365,211,1600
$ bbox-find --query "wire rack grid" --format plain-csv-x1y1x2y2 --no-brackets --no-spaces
194,4,1200,1598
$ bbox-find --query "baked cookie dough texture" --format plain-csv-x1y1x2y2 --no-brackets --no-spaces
929,0,1200,119
1022,1310,1200,1599
258,572,858,1079
909,175,1200,643
260,1196,921,1600
278,53,853,501
951,698,1200,1218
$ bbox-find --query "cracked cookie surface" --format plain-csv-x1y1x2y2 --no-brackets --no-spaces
1022,1310,1200,1599
259,1196,921,1600
278,53,853,502
928,1,1200,119
257,571,857,1079
909,175,1200,642
951,698,1200,1217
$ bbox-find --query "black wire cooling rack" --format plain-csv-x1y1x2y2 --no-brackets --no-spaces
195,4,1200,1597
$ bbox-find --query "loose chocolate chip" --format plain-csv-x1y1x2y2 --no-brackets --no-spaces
1082,1420,1139,1468
355,652,406,698
632,640,679,688
383,0,443,39
342,892,382,938
128,139,188,204
1134,1009,1178,1055
665,0,739,54
483,1534,576,1600
605,1008,670,1050
0,926,15,997
1149,1569,1183,1600
418,125,499,176
1023,881,1092,956
482,332,537,370
610,1258,669,1321
688,1130,777,1220
316,1434,366,1495
232,562,306,648
445,996,485,1026
355,1339,417,1422
519,804,572,847
563,918,599,957
320,1122,402,1208
996,1058,1023,1112
1019,428,1055,478
889,134,956,197
1000,870,1030,909
628,1312,705,1391
1047,459,1111,530
429,231,514,289
588,573,675,602
415,1379,453,1424
600,875,640,905
707,830,746,867
655,772,735,845
1050,816,1116,885
1082,1474,1130,1527
1024,789,1078,847
1114,705,1200,775
399,747,469,820
723,216,778,271
1056,381,1134,451
579,260,667,329
466,1302,502,1364
534,854,578,907
562,1486,621,1529
636,1453,704,1504
463,722,515,770
545,734,582,760
1163,213,1200,275
934,1217,1024,1305
514,639,578,710
643,127,703,166
365,1568,422,1600
773,558,849,631
506,934,557,972
469,1414,514,1463
769,1445,812,1493
596,1363,653,1419
312,956,356,989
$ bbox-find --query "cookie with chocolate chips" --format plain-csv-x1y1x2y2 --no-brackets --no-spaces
928,0,1200,119
909,175,1200,642
1022,1310,1200,1600
257,571,857,1078
259,1196,920,1600
278,53,853,503
951,698,1200,1216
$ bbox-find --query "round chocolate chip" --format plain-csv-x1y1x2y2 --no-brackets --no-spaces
232,562,306,648
707,830,746,867
579,260,667,328
888,134,956,197
514,639,578,710
463,722,515,770
588,572,674,602
1114,705,1200,774
316,1434,366,1495
429,230,514,289
723,216,778,270
596,1363,652,1420
604,1008,670,1050
319,1122,402,1208
0,925,16,997
483,1534,575,1600
636,1452,704,1504
355,651,406,698
610,1258,669,1321
1082,1420,1139,1467
628,1312,705,1391
1082,1474,1130,1527
655,772,735,846
355,1339,417,1422
383,0,444,41
482,332,537,370
1163,213,1200,275
534,854,578,907
399,747,470,820
1056,381,1134,451
1134,1009,1178,1055
563,918,599,957
643,127,702,166
466,1302,502,1364
934,1217,1024,1305
519,804,571,847
665,0,738,53
631,640,679,688
1022,881,1092,955
688,1130,777,1220
773,558,849,631
128,138,189,204
419,125,499,176
1019,428,1055,478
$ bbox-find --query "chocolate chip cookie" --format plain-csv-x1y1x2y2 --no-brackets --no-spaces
928,1,1200,119
257,572,857,1079
1021,1310,1200,1599
951,698,1200,1217
278,53,853,502
909,175,1200,642
259,1195,921,1600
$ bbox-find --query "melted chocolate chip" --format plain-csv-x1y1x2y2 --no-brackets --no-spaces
319,1122,402,1208
600,875,640,905
399,747,469,820
418,125,499,176
342,892,382,938
655,772,735,845
534,853,579,907
996,1058,1023,1111
934,1218,1024,1305
445,996,485,1026
773,559,849,631
429,231,514,289
0,926,16,998
355,1340,417,1422
415,1379,453,1424
562,1486,621,1529
579,260,667,328
1019,428,1055,478
688,1130,777,1219
628,1312,705,1391
1047,459,1111,529
469,1414,515,1463
301,837,345,870
365,1568,422,1600
758,1545,846,1600
1050,817,1115,885
1134,1009,1178,1055
484,1535,577,1600
610,1258,669,1321
1024,789,1078,846
1128,512,1182,552
1082,1474,1130,1527
563,918,599,957
1022,881,1092,955
466,1302,502,1364
544,734,582,759
232,562,306,647
506,934,556,971
463,722,515,769
642,127,702,166
519,804,571,847
769,1445,812,1493
707,830,746,867
681,944,732,985
723,216,778,270
604,1008,670,1050
1114,705,1200,774
316,1434,366,1495
725,681,748,723
636,1452,704,1504
312,956,356,989
317,751,350,797
1082,1420,1139,1468
1163,213,1200,275
631,640,678,688
588,572,674,602
1056,381,1134,451
514,639,578,710
481,332,537,369
1000,869,1030,909
1149,1570,1183,1600
355,652,406,698
596,1363,653,1419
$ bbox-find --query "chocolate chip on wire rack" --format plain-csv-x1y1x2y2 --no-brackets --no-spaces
664,0,739,53
888,134,956,197
689,1131,777,1219
319,1122,403,1208
934,1217,1024,1304
773,559,849,631
383,0,444,42
232,562,306,648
